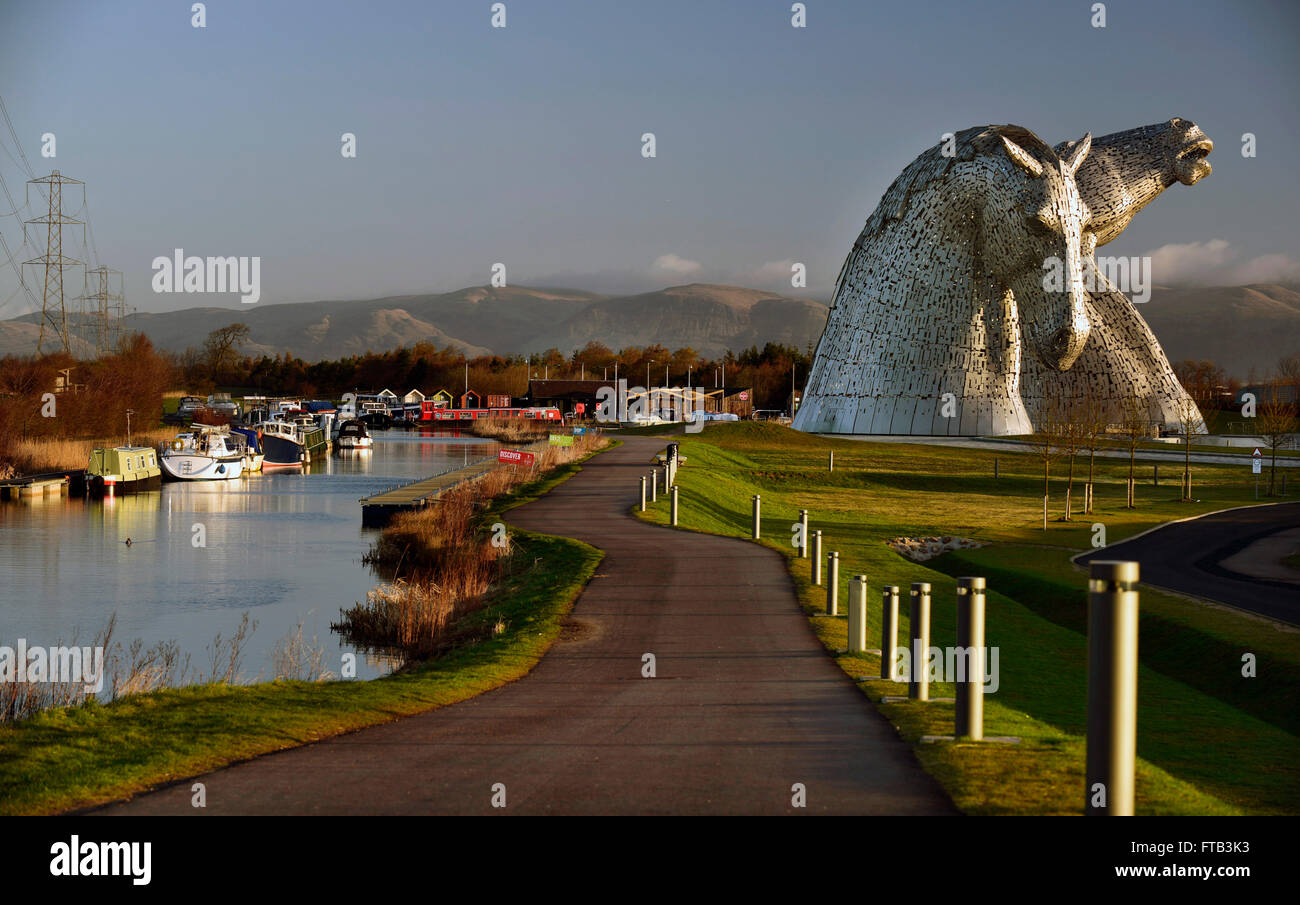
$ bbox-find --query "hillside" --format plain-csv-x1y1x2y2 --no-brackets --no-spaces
2,282,1295,377
1141,283,1300,377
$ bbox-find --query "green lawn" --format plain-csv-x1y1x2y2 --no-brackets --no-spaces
0,446,613,815
636,422,1300,815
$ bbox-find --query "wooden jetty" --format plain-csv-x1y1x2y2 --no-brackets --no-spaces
0,473,74,502
360,440,549,526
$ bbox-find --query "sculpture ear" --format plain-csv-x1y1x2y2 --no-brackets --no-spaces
1001,136,1043,177
1061,132,1091,175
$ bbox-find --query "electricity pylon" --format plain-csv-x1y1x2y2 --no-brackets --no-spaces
22,170,84,355
80,265,124,356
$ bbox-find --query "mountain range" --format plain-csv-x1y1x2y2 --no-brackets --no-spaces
1,282,1295,378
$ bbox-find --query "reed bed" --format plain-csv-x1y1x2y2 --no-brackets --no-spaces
337,431,605,661
468,416,553,443
0,427,177,477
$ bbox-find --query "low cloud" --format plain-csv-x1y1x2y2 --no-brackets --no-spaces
1144,238,1300,285
652,253,701,275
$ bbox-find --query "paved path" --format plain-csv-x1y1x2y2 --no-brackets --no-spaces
94,437,954,815
1078,501,1300,626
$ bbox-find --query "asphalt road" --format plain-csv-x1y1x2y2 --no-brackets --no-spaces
93,437,955,815
1077,501,1300,625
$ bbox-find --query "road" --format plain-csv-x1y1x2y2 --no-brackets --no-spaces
92,437,955,815
1077,501,1300,625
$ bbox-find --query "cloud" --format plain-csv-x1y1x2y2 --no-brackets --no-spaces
1143,239,1300,285
652,253,701,275
753,259,797,283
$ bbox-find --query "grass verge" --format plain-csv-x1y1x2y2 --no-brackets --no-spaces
636,422,1299,815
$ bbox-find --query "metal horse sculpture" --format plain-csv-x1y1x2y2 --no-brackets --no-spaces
794,119,1213,435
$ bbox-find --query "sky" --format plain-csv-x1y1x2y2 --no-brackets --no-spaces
0,0,1297,316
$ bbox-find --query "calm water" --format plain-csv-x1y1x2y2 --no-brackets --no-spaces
0,430,498,682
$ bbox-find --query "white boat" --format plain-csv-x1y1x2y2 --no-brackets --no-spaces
159,428,247,481
335,418,373,450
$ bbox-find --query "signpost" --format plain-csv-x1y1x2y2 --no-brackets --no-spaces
1253,447,1262,497
498,449,535,466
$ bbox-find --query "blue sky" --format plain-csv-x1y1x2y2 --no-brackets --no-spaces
1,0,1297,314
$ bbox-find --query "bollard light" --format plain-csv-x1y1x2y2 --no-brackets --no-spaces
812,531,823,585
799,509,809,558
640,475,647,512
848,575,868,653
651,469,658,503
752,494,761,539
1086,560,1139,816
908,582,931,701
955,577,987,740
881,586,900,681
826,552,839,616
670,484,678,526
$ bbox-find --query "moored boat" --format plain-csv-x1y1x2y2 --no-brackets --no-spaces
87,445,162,495
230,426,265,472
259,417,327,467
335,418,373,450
158,427,247,481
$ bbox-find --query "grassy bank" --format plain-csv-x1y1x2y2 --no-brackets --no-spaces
0,443,613,815
636,422,1299,815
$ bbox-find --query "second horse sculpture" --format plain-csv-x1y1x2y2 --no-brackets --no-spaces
794,118,1213,436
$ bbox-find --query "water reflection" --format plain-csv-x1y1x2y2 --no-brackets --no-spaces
0,430,497,683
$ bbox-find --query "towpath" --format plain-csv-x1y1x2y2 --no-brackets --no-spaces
94,436,954,815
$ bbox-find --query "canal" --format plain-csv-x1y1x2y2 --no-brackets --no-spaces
0,430,498,684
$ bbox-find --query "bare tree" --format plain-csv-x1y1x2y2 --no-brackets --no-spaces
203,323,250,384
1256,385,1297,496
1119,393,1153,508
1028,397,1067,529
1079,392,1109,514
1174,394,1205,502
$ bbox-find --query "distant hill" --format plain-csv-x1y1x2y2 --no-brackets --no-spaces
1141,283,1300,377
2,281,1295,378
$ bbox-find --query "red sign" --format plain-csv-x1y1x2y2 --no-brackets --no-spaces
575,402,585,414
498,448,536,466
738,391,749,400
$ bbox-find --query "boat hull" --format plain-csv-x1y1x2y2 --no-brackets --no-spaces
261,433,306,467
89,473,162,495
160,454,245,481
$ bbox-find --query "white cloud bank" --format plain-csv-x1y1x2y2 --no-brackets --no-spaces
1143,239,1300,285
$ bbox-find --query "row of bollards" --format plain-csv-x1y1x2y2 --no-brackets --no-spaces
641,452,1140,815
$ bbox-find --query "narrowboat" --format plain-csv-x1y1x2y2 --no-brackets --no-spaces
258,416,327,467
86,445,162,495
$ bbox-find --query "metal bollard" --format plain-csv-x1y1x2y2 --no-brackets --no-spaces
752,494,761,539
908,582,931,701
799,509,809,558
994,456,998,479
812,531,823,585
881,586,900,681
1086,561,1140,816
829,449,834,472
640,475,647,512
670,485,678,526
651,471,657,503
1153,463,1158,486
848,575,868,652
826,552,839,616
955,577,987,740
